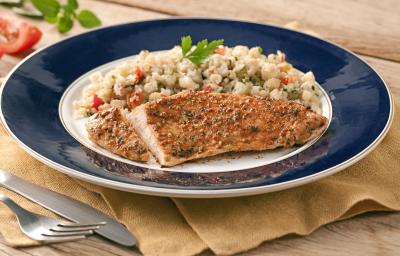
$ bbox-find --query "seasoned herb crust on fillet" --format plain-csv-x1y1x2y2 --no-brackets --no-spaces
86,107,150,161
129,91,328,166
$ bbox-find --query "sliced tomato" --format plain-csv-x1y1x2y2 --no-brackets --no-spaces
0,17,42,54
0,47,3,58
126,90,143,109
134,68,144,84
92,94,103,110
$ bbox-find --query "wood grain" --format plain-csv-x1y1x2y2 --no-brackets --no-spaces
237,212,400,256
101,0,400,62
362,56,400,97
0,0,399,255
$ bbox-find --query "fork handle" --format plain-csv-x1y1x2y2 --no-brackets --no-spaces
0,194,32,219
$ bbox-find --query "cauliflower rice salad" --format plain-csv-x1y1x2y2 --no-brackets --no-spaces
73,37,322,118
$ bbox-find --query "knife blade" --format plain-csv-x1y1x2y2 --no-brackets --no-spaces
0,170,136,246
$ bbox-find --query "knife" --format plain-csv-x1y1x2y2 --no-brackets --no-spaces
0,170,136,246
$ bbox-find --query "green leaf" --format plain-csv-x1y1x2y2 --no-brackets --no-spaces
63,0,78,13
76,10,101,28
183,38,224,64
258,47,263,54
31,0,60,18
181,36,192,56
45,15,57,24
203,39,224,55
67,0,78,10
189,39,208,57
57,13,73,33
187,56,206,65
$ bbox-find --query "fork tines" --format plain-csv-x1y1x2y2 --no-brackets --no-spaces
41,222,106,240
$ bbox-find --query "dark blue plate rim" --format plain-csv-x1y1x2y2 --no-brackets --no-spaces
0,18,394,198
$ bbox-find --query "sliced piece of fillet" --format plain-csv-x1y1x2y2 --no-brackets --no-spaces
128,90,328,166
86,107,151,161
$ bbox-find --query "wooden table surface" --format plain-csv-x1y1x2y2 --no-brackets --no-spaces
0,0,399,255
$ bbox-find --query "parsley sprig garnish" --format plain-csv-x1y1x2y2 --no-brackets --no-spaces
181,35,224,64
0,0,101,33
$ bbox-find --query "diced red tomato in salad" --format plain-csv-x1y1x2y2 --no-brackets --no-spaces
280,77,289,85
126,90,143,109
92,94,103,110
0,47,3,58
215,47,225,55
0,17,42,54
203,84,213,92
134,68,144,84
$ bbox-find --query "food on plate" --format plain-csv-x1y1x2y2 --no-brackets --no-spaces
86,107,151,161
0,17,42,54
73,37,322,118
76,37,328,166
129,91,328,166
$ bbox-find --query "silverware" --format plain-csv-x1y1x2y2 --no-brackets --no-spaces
0,194,104,243
0,170,136,246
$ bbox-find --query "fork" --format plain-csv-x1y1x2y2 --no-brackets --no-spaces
0,193,106,243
